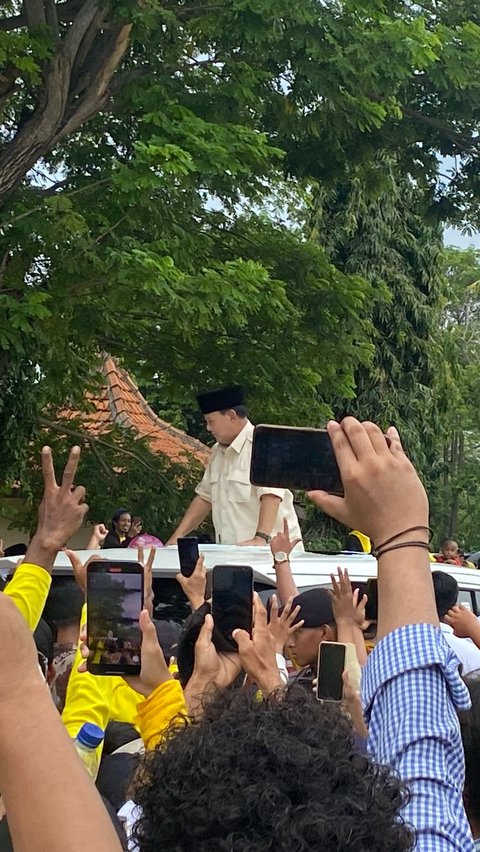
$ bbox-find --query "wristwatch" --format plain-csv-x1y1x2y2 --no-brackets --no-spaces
255,530,272,543
273,551,289,564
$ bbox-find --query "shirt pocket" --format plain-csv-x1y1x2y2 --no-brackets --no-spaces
227,468,252,503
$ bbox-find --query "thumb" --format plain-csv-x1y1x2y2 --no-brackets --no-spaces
306,490,350,525
232,628,251,652
65,548,83,572
197,613,214,648
139,609,158,649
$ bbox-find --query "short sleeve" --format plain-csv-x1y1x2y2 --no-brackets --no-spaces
254,486,285,500
195,461,213,502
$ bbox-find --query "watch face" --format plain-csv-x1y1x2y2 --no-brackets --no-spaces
274,551,288,563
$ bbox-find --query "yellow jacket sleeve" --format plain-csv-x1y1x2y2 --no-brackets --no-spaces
62,605,144,744
135,679,188,751
3,562,52,630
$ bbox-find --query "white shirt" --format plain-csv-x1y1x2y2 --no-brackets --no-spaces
440,622,480,675
195,420,303,546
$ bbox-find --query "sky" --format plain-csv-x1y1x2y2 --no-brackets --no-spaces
445,227,480,250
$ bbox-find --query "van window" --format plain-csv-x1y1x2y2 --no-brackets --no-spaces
457,589,474,612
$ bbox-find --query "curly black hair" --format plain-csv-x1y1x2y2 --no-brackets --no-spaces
132,685,414,851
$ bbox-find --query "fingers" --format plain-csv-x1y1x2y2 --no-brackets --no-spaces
386,425,404,456
289,618,304,635
232,627,251,651
41,446,56,489
330,572,340,595
290,537,302,550
358,593,368,610
146,547,156,572
252,592,268,631
363,422,391,456
61,445,81,491
307,491,350,526
270,593,279,622
338,417,373,462
65,548,83,572
197,613,214,648
139,608,157,642
283,518,289,537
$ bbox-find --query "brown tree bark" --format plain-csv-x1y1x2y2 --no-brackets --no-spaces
0,1,132,207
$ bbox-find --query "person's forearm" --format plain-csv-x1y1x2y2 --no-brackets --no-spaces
274,562,299,605
168,496,211,542
353,624,368,666
0,684,122,852
23,533,58,574
257,494,282,536
377,548,437,641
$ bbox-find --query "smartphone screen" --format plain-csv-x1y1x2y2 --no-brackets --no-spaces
316,641,346,701
212,565,253,652
250,425,343,493
87,561,144,676
178,536,199,578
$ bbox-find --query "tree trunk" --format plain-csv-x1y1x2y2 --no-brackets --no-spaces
0,2,131,207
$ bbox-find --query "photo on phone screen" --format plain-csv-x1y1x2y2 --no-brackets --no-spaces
250,425,343,493
316,641,346,702
212,565,253,652
87,562,144,676
178,536,199,578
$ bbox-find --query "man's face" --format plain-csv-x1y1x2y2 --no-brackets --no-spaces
204,410,243,446
117,513,131,533
287,625,335,668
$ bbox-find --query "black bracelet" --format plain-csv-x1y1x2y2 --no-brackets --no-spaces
373,526,431,556
376,541,431,559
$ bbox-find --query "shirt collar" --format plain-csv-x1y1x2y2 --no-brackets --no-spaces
227,420,253,454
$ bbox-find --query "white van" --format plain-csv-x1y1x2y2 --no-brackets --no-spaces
1,544,476,621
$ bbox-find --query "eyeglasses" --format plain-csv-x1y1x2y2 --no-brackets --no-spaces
37,652,49,679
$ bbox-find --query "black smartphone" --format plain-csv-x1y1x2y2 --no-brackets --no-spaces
366,578,378,622
250,424,343,493
87,561,144,676
178,536,200,578
212,565,253,652
316,641,346,701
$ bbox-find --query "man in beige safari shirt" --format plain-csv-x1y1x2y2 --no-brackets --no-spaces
167,386,303,547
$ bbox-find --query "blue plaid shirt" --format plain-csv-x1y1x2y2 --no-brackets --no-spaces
363,623,474,851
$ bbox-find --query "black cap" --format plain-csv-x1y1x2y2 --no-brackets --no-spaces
290,588,334,628
197,386,244,415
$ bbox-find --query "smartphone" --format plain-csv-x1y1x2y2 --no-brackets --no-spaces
212,565,253,652
365,578,378,622
178,536,199,578
250,424,343,493
87,561,144,676
316,641,346,701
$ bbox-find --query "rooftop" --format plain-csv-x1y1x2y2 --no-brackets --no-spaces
60,356,210,466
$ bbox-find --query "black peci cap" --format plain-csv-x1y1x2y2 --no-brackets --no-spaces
289,588,335,628
197,386,245,415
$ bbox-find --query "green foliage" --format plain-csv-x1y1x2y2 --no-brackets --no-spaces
0,418,205,539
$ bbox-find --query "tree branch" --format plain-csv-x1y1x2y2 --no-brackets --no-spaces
401,105,479,153
38,416,175,491
56,23,132,141
63,0,103,65
23,0,47,29
0,0,84,31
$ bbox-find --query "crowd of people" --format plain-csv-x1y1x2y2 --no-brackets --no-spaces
2,404,480,850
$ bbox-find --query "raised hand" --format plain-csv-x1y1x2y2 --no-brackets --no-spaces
233,593,282,696
445,604,480,644
124,610,172,697
268,594,303,653
26,446,88,572
176,553,207,609
270,518,302,559
308,420,428,546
